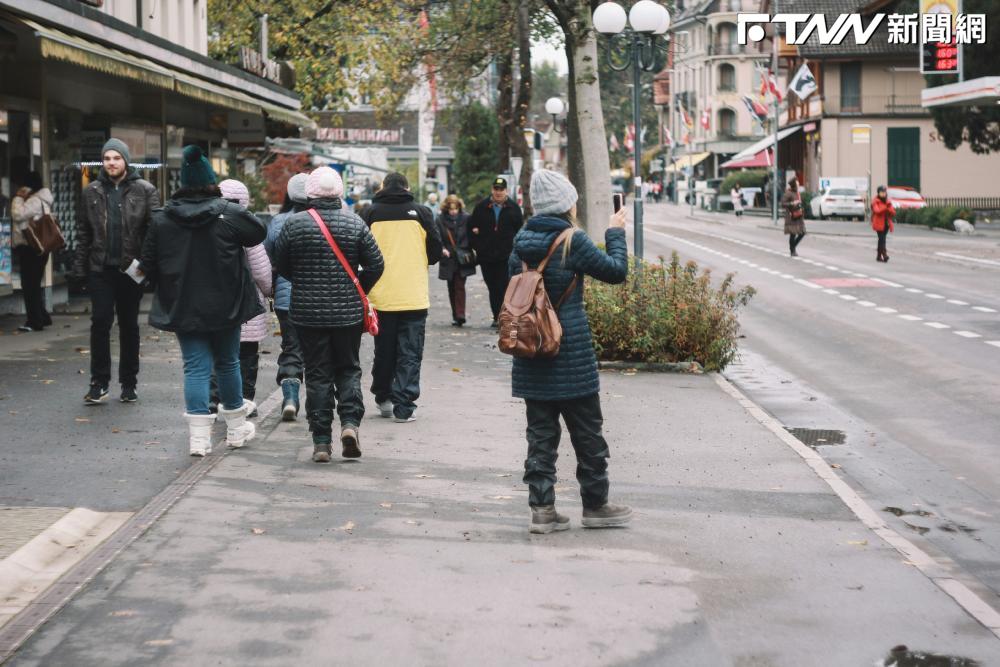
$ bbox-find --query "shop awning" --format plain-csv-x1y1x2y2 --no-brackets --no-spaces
728,126,800,163
721,149,772,169
665,152,711,174
173,72,261,115
28,19,175,91
261,102,317,130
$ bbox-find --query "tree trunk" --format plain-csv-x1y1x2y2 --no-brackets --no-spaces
512,1,534,215
496,52,513,172
543,0,611,239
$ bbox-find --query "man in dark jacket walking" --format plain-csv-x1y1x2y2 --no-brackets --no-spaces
274,167,384,462
74,138,158,405
467,177,523,327
361,172,441,423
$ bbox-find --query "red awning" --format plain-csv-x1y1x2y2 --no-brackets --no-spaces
721,149,772,169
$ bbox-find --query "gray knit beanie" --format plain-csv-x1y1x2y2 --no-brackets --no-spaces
102,138,131,166
530,169,578,216
287,173,309,204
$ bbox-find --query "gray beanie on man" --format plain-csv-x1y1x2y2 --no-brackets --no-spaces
530,169,578,216
101,138,131,165
287,173,309,204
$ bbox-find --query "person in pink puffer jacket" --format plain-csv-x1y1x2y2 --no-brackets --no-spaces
218,180,272,415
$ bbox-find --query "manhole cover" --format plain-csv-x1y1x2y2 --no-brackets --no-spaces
785,428,846,448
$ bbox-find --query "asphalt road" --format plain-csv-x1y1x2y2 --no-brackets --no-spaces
643,203,1000,601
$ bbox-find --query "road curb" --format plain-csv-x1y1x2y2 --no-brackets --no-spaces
598,360,704,373
711,372,1000,639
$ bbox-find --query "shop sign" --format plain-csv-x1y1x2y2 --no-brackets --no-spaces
240,47,282,86
80,130,107,161
315,127,401,144
228,111,266,145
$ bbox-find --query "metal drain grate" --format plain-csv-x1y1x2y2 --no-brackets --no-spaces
785,428,846,448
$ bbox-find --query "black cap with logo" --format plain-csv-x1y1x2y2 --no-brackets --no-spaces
492,177,508,190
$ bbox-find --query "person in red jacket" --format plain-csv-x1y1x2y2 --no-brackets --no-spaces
871,185,895,263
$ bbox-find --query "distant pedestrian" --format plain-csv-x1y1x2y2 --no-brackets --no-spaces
468,177,523,327
10,171,53,332
783,179,806,256
74,139,158,404
509,169,633,534
871,185,895,263
731,183,744,218
274,167,384,462
361,172,441,423
140,145,266,456
436,194,475,327
423,191,440,216
264,173,309,421
217,179,272,416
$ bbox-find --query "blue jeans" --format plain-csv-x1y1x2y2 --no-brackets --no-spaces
176,327,243,415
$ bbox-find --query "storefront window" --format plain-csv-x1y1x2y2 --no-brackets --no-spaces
0,109,43,289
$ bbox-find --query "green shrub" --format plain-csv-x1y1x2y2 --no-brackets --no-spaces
585,252,756,371
720,169,768,197
895,205,976,230
801,191,817,219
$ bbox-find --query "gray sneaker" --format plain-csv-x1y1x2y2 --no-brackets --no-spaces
377,400,393,418
529,506,570,534
581,503,633,528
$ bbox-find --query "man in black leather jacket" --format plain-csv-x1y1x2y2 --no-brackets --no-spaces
467,177,523,327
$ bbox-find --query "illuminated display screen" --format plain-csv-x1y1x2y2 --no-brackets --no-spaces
923,39,959,74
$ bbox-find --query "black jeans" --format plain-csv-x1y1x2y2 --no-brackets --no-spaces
523,393,611,510
275,309,304,384
789,233,805,254
370,310,426,419
877,230,888,255
299,324,364,440
15,246,50,329
89,268,144,388
479,260,510,321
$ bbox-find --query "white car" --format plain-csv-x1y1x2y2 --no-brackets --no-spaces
811,188,866,220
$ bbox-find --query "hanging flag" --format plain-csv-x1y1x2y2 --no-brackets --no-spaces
789,63,818,100
623,124,635,153
609,133,620,152
663,126,673,147
768,71,784,104
742,95,769,126
759,69,768,99
700,106,711,130
681,106,694,130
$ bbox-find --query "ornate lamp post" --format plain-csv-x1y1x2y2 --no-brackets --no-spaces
593,0,670,261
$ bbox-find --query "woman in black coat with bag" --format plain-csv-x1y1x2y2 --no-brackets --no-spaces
436,194,476,327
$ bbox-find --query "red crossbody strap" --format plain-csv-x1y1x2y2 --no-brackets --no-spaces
307,208,366,299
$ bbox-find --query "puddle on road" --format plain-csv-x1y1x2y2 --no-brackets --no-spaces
877,644,980,666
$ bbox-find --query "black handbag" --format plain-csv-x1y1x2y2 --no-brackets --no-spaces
445,227,476,267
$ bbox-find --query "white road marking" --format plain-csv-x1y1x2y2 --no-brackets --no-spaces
906,288,924,293
780,274,794,279
852,273,869,278
954,331,982,338
876,307,898,314
925,322,951,329
873,278,903,288
926,294,945,299
856,301,877,307
936,252,1000,267
987,341,1000,349
947,299,969,306
899,315,923,321
823,289,840,295
973,306,998,313
796,279,823,289
839,294,858,301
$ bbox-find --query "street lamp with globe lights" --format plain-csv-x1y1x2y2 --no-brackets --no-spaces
545,97,566,134
593,0,670,261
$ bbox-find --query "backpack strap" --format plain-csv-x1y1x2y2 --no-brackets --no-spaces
536,227,578,310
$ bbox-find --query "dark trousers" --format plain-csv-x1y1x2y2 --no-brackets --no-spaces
877,230,888,256
89,268,144,387
15,247,50,329
523,394,611,510
370,310,426,419
299,324,364,440
789,233,805,254
275,309,304,384
446,274,467,321
479,260,510,321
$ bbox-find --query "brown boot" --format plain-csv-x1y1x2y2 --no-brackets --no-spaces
341,425,361,459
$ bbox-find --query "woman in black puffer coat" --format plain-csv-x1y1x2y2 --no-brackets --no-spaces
436,194,475,326
508,169,632,534
273,167,384,463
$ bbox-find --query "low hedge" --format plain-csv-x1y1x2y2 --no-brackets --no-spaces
720,169,768,197
584,252,756,371
895,205,976,230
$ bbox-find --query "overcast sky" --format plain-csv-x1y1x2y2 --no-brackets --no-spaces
531,36,568,75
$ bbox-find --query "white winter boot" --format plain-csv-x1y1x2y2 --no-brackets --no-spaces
185,413,217,457
219,399,256,449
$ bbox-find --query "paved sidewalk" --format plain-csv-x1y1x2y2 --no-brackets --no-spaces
7,277,1000,666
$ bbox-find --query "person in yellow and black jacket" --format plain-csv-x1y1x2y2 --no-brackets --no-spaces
361,172,442,423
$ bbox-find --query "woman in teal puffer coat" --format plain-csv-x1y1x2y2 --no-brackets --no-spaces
507,169,632,535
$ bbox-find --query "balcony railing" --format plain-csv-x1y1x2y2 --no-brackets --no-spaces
823,94,926,116
718,83,736,92
708,43,747,56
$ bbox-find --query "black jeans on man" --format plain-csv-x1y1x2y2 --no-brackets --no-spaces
523,393,610,510
89,268,144,388
15,247,51,329
370,310,426,419
298,324,364,441
479,260,510,322
275,309,304,384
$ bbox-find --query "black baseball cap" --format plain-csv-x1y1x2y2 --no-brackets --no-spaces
492,177,508,190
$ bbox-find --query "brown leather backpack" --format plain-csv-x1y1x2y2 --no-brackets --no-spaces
498,228,578,359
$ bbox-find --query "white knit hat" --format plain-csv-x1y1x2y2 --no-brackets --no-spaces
218,179,250,207
287,173,309,204
530,169,578,216
306,167,344,199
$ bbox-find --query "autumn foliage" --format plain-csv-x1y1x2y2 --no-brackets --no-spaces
259,153,311,205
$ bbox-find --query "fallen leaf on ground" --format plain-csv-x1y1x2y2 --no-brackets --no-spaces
340,521,355,531
415,474,432,478
111,427,121,433
109,610,138,617
74,417,90,423
144,440,160,446
495,473,512,478
451,368,461,372
379,503,392,509
251,527,265,535
492,495,513,500
847,540,868,546
144,639,173,647
830,463,842,469
404,520,421,525
41,379,55,384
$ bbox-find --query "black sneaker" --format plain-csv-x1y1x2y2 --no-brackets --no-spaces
84,384,109,405
120,386,138,403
